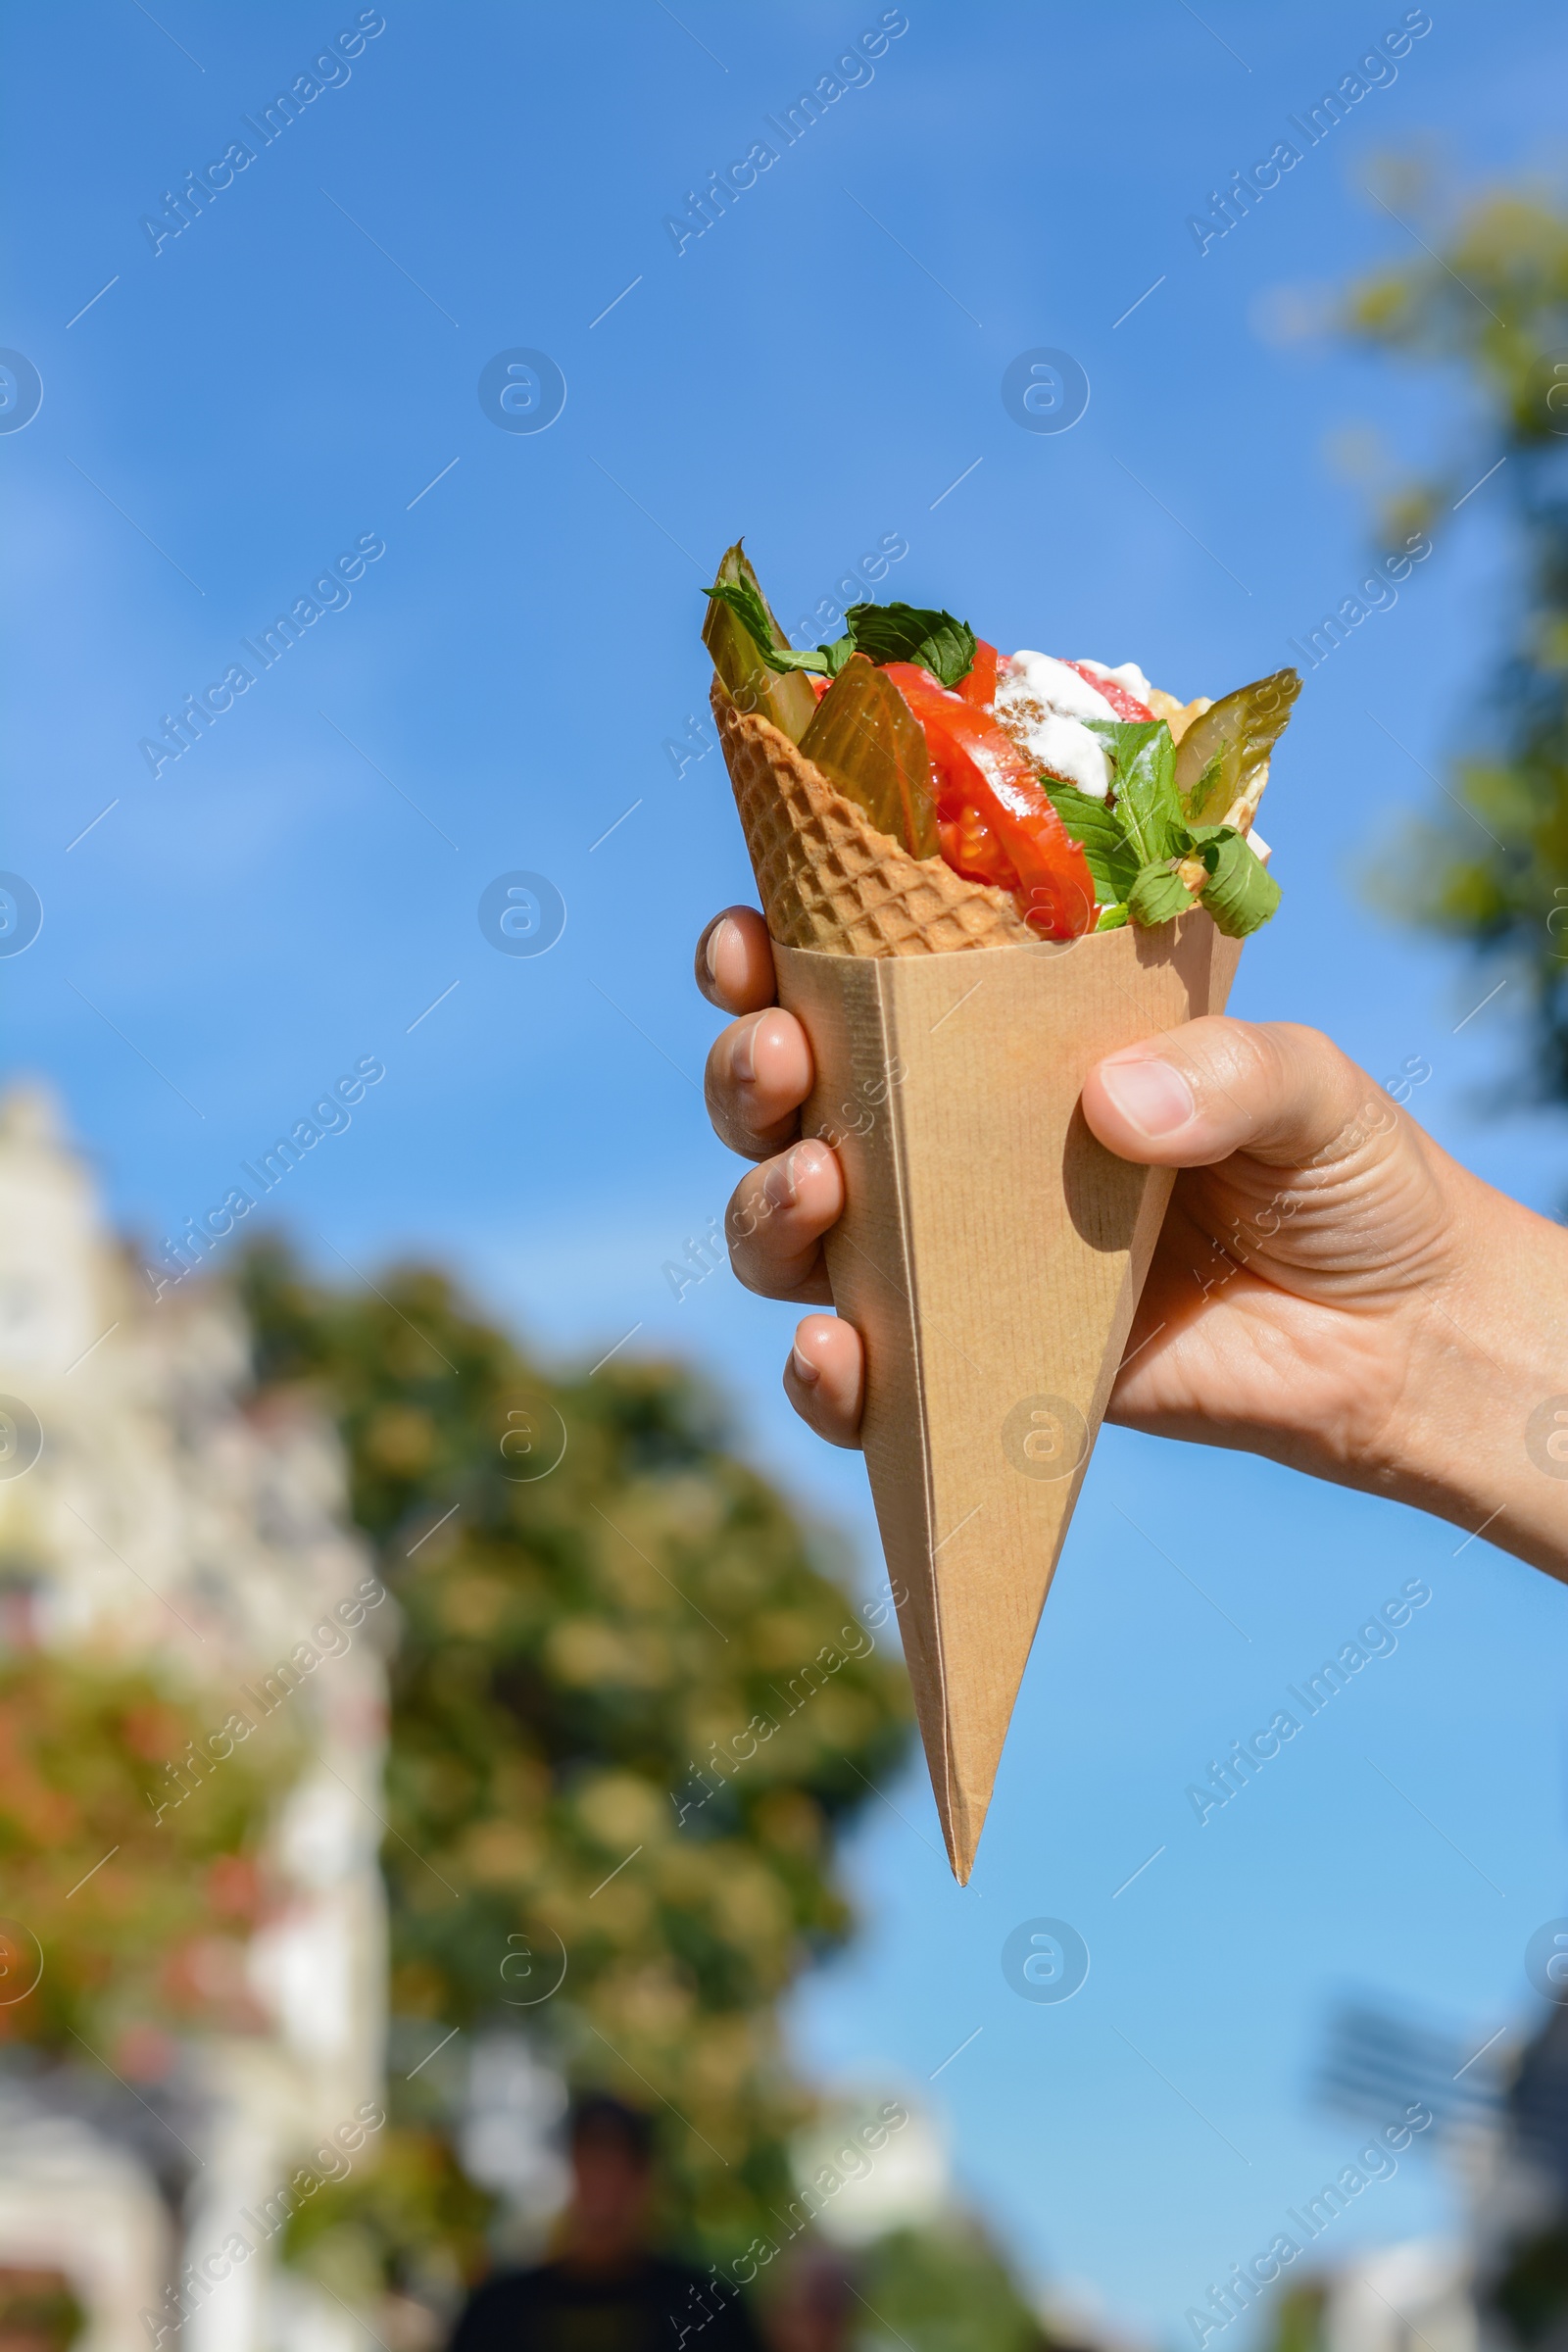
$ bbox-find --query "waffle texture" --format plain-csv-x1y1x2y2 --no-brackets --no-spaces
713,685,1038,959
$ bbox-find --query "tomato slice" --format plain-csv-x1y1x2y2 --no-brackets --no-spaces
955,639,999,710
1063,661,1152,722
939,804,1018,893
882,663,1097,940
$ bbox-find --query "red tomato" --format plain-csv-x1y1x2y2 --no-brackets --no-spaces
1063,661,1152,721
955,639,999,709
882,663,1097,940
939,804,1017,893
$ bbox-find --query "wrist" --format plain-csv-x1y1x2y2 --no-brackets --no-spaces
1379,1179,1568,1576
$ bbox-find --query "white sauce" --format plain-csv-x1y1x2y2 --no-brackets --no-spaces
1018,710,1112,800
995,649,1116,798
1077,657,1155,706
1004,651,1117,721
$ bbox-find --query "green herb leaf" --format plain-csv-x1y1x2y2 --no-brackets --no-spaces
1086,718,1184,866
1127,858,1200,928
1041,780,1140,906
841,603,977,688
706,581,978,688
704,580,848,676
1094,903,1130,931
1185,824,1283,937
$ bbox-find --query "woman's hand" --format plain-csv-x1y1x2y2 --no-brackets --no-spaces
697,904,1568,1578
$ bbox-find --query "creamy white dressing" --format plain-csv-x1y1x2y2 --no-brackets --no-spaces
994,649,1116,798
1004,651,1117,721
1015,710,1111,799
1077,657,1155,706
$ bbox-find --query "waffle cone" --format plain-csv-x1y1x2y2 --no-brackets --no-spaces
712,684,1038,957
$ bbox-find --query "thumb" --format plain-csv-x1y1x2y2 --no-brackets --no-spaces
1081,1017,1386,1171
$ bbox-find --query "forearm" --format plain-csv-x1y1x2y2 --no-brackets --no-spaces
1381,1179,1568,1578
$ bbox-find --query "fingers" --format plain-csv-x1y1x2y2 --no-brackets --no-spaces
1082,1017,1383,1173
726,1140,843,1301
695,906,776,1016
705,1005,814,1160
783,1312,864,1449
693,902,864,1450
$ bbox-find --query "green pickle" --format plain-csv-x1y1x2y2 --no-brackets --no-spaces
1175,667,1301,824
702,542,817,743
799,654,940,859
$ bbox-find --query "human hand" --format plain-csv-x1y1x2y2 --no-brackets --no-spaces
697,904,1568,1578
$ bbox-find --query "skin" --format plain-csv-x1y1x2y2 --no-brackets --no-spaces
696,905,1568,1581
560,2133,653,2269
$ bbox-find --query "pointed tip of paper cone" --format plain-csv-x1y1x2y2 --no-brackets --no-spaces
931,1709,1002,1885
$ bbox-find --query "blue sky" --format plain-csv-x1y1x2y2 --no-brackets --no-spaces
7,0,1568,2338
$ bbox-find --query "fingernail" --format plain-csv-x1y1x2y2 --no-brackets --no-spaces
705,917,734,984
789,1343,820,1388
763,1147,802,1210
1100,1054,1195,1138
731,1016,759,1085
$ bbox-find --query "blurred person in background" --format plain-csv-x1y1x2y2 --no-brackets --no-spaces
761,2249,857,2352
449,2094,760,2352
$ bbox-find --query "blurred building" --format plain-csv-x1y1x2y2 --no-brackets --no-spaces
1271,1988,1568,2352
0,1088,388,2352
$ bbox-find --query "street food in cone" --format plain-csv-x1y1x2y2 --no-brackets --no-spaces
704,540,1298,959
700,543,1301,1879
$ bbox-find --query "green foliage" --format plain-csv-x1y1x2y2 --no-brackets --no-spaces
1344,184,1568,1099
851,2223,1047,2352
0,2267,87,2352
281,2128,496,2309
1491,2220,1568,2346
0,1653,282,2056
1256,2280,1327,2352
238,1240,913,2275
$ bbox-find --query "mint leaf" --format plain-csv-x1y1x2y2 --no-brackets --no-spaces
1042,780,1140,906
1186,824,1282,937
1127,858,1199,928
705,580,851,676
707,584,978,687
842,603,977,688
705,576,779,655
1095,903,1130,931
1087,718,1184,866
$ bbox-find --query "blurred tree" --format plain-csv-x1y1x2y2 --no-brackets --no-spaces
1344,182,1568,1100
238,1241,912,2288
0,1654,281,2057
852,2223,1047,2352
1492,2220,1568,2348
1254,2279,1327,2352
0,2267,85,2352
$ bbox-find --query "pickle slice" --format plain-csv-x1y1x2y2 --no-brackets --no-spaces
1175,667,1301,827
703,542,818,744
799,653,939,859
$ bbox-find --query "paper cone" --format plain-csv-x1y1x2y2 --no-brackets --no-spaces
715,692,1245,1880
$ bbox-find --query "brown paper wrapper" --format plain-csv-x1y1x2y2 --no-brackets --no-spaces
715,687,1242,1881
